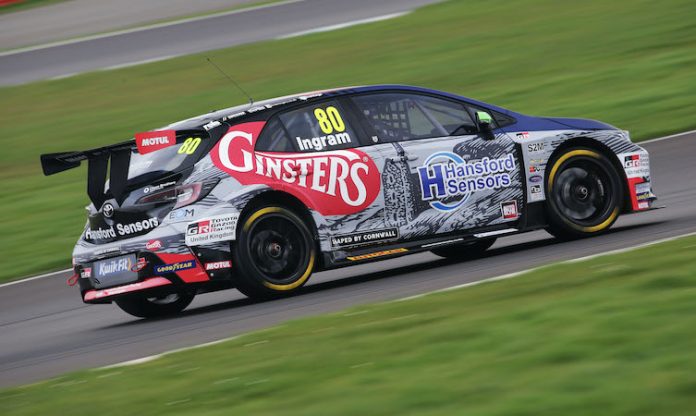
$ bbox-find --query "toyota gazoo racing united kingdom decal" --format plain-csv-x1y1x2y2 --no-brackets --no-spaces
210,122,381,215
417,152,516,211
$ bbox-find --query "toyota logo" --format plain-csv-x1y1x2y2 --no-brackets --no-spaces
102,203,114,218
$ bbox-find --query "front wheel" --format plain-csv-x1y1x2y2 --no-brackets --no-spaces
545,148,624,240
115,291,195,318
233,206,316,299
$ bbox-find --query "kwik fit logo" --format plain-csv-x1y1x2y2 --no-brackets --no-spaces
417,152,516,211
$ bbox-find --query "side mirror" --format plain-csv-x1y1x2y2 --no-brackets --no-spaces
475,111,495,140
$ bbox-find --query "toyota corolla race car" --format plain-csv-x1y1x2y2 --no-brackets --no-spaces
41,85,657,318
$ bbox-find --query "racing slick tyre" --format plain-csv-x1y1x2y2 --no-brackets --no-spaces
430,238,496,260
114,291,195,318
545,148,624,240
233,206,316,299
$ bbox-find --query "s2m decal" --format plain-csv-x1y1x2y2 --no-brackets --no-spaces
211,122,380,216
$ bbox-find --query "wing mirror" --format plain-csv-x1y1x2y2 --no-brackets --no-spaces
475,111,495,140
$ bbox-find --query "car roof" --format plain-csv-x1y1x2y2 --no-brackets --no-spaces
164,85,516,131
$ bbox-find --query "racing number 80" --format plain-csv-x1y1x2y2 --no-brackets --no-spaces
314,106,345,134
178,137,201,155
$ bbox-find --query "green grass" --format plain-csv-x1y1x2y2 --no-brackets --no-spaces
3,235,696,415
0,0,66,15
0,0,695,282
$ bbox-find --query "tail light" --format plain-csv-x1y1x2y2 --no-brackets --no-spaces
136,180,218,208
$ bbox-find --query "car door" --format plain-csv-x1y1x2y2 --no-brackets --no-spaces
257,99,398,252
349,92,524,240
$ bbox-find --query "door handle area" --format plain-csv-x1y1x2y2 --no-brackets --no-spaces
387,154,418,163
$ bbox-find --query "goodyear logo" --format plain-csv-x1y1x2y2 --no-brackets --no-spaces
155,260,196,275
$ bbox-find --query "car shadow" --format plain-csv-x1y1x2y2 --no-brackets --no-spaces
106,218,667,327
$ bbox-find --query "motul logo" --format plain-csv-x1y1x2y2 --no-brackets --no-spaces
135,130,176,154
211,122,380,215
142,137,170,145
205,260,232,270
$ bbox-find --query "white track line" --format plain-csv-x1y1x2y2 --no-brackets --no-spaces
277,11,410,39
101,55,181,71
2,128,694,290
97,230,696,370
0,0,307,58
398,231,696,302
640,129,696,144
0,268,71,289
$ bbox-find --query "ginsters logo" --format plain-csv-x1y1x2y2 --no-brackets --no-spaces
211,122,380,215
418,152,516,211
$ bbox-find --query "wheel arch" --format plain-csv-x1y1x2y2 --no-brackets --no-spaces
546,136,631,213
236,190,325,268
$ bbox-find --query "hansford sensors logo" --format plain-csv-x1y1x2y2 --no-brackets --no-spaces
417,152,516,211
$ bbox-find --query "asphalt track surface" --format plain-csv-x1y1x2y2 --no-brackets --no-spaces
1,132,694,388
0,0,261,50
0,0,439,86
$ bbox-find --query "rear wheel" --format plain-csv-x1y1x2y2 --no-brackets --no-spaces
115,291,195,318
233,206,316,299
430,238,496,260
545,148,623,240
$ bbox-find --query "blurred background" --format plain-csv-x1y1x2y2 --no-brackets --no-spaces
1,1,696,414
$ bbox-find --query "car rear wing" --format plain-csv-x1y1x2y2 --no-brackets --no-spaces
40,141,134,208
40,141,134,176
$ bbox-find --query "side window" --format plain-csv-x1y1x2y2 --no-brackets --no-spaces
256,118,294,152
351,93,475,142
278,100,357,152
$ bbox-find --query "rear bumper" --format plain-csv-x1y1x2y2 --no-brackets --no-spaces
76,247,234,304
83,277,172,303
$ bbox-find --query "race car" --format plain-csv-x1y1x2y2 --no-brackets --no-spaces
41,85,657,318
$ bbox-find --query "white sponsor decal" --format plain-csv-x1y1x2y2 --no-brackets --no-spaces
141,136,171,146
97,257,133,277
526,142,545,153
501,200,519,220
205,261,232,271
185,213,239,246
330,228,399,248
619,152,650,178
296,132,352,151
85,218,159,240
143,181,176,194
529,184,544,202
636,182,651,194
203,120,222,131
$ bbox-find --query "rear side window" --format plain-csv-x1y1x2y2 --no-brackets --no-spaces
278,100,357,152
255,118,294,152
351,93,477,142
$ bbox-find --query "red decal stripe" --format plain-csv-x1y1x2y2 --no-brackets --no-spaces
83,277,171,301
156,253,209,283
